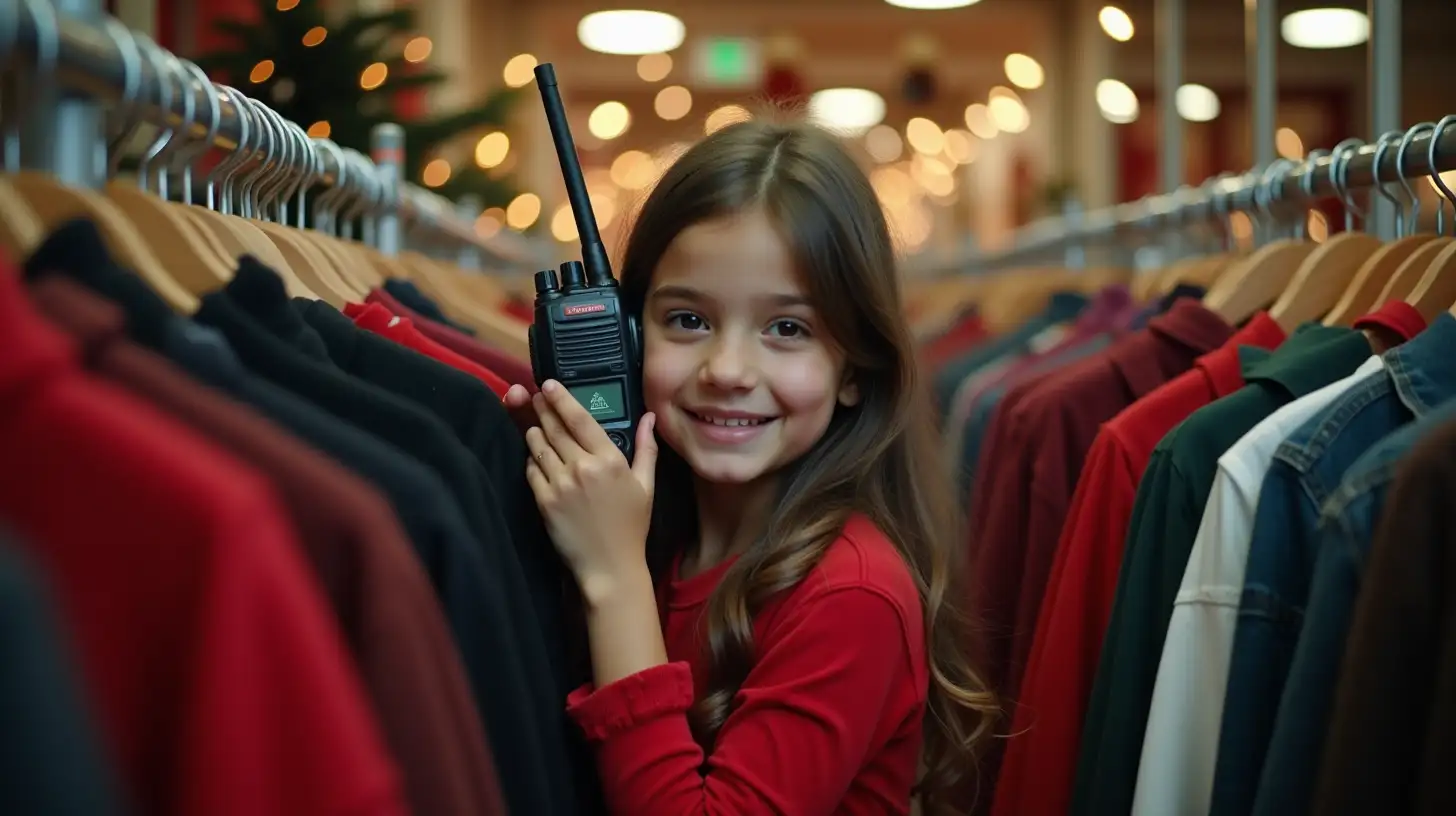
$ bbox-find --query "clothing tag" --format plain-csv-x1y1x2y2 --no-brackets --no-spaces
1026,323,1071,355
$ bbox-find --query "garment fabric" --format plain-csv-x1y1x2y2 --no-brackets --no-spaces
0,260,405,816
1071,323,1382,816
29,276,507,816
383,277,478,336
1313,412,1456,815
991,311,1286,816
954,331,1113,498
1208,312,1452,815
190,263,563,815
948,284,1134,462
566,516,927,815
1132,355,1385,816
1253,398,1456,816
0,531,120,816
367,287,536,390
344,300,511,396
290,291,574,706
920,311,989,369
933,292,1088,416
970,297,1235,705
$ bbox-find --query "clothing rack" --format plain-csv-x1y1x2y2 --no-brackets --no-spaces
917,118,1456,277
5,0,552,273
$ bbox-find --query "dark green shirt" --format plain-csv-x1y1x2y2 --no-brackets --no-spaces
1070,324,1375,816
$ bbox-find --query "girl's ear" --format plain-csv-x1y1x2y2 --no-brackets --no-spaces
837,373,861,407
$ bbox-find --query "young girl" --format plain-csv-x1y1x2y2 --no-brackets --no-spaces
504,117,997,814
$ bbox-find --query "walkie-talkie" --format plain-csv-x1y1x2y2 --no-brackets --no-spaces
529,63,645,461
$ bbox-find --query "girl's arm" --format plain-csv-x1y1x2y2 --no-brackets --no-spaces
568,584,925,816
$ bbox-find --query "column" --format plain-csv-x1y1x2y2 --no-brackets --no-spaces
1070,0,1117,208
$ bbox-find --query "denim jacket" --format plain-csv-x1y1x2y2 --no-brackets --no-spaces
1211,314,1456,816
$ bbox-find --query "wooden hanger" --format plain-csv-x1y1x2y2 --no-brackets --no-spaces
248,220,361,307
1406,241,1456,322
1158,252,1238,297
1324,125,1445,325
0,176,45,255
7,171,198,311
383,248,529,358
101,181,234,295
1267,232,1383,327
1375,238,1454,304
1323,234,1438,325
1202,239,1317,329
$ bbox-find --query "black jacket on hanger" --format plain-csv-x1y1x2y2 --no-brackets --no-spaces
22,220,564,816
213,260,577,816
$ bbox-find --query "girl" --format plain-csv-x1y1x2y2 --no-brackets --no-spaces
505,117,998,814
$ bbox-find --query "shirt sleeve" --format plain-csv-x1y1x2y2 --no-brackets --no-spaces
566,586,923,816
994,433,1141,816
1132,459,1258,816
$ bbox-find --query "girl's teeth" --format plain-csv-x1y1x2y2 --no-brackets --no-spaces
698,414,767,427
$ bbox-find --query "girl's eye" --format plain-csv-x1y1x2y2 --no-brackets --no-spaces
767,320,809,339
667,312,706,331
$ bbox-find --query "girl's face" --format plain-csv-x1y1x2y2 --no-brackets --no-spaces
641,209,859,487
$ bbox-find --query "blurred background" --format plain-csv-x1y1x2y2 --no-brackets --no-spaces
106,0,1454,265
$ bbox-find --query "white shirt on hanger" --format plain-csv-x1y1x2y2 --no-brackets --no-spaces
1130,353,1384,816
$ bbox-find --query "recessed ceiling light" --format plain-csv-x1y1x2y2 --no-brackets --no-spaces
884,0,982,8
1096,78,1139,124
1175,83,1220,122
809,88,887,136
1281,8,1369,48
1099,6,1135,41
578,10,686,56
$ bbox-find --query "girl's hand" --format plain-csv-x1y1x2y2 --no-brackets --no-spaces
502,383,538,433
524,379,659,591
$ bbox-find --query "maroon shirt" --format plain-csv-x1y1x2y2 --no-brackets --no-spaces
969,297,1235,703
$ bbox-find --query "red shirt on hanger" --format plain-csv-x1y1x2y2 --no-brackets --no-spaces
991,311,1286,816
344,301,512,397
365,288,537,392
0,263,405,816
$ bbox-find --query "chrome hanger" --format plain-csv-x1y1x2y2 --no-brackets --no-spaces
1370,129,1407,238
1329,138,1367,233
1428,115,1456,236
209,85,254,216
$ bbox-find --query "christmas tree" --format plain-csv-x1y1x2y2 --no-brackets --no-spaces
193,0,520,210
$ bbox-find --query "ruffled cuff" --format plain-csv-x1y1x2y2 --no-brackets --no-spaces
566,662,695,743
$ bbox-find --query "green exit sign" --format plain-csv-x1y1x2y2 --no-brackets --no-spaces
691,37,761,87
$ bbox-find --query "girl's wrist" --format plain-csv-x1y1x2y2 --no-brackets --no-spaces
577,561,654,611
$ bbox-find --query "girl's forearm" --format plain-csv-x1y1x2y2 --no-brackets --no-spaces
581,564,670,687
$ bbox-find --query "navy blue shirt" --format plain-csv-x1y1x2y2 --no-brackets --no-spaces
1212,314,1456,816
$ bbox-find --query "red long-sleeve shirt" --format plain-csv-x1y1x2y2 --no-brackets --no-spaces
566,515,928,814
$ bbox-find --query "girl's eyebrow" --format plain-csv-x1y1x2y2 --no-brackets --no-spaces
650,284,812,309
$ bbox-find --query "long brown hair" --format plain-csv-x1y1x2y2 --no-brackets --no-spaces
618,116,999,812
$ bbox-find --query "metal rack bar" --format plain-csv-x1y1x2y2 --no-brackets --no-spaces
6,2,547,269
916,121,1456,276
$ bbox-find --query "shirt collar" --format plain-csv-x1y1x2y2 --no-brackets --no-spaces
1196,310,1287,398
1243,323,1374,400
225,258,332,364
1105,298,1235,399
1384,312,1456,416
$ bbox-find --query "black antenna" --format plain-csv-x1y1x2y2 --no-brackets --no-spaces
534,63,614,287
